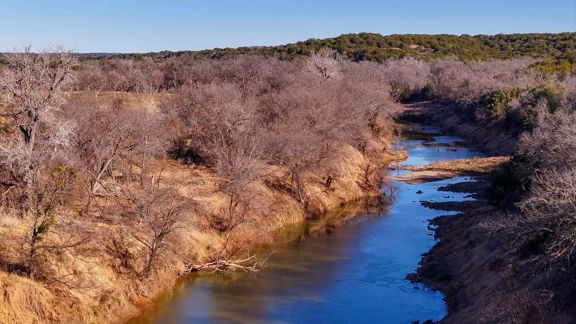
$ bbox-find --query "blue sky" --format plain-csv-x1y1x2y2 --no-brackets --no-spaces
1,0,574,53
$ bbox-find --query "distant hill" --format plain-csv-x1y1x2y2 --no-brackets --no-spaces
96,32,576,62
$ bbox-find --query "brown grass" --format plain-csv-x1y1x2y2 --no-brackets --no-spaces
394,156,510,184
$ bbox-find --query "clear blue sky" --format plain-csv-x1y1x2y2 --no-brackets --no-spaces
1,0,574,53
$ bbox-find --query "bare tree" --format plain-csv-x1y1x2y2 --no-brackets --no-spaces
24,164,90,280
306,48,342,80
505,111,576,263
162,82,269,231
260,65,399,207
0,46,77,207
73,63,107,96
380,57,430,101
0,47,96,286
65,96,167,212
130,187,188,277
262,87,337,205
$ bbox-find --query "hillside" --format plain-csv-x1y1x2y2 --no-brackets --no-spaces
92,32,576,62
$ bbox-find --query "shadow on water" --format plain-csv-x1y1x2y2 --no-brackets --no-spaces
130,124,483,324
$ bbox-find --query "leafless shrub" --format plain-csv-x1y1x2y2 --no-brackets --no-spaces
64,96,168,211
517,169,576,261
481,288,559,324
380,57,430,100
0,163,92,287
105,230,136,274
129,186,189,277
214,148,267,232
428,58,537,108
306,49,342,80
516,112,576,174
485,109,576,266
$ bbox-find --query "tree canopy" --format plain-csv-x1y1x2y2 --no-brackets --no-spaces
85,32,576,62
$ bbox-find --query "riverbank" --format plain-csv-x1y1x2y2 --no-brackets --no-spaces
402,103,576,323
407,171,507,321
0,131,407,324
408,172,576,322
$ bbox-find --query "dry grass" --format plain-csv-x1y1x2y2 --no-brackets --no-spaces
394,156,510,184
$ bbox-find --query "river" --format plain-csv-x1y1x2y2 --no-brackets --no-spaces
130,124,484,324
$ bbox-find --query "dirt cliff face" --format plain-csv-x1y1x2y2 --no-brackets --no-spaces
413,180,576,323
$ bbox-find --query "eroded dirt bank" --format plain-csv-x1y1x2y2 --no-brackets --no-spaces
0,136,407,324
411,176,575,323
402,103,576,323
409,175,509,322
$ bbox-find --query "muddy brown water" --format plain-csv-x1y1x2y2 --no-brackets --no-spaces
129,125,484,324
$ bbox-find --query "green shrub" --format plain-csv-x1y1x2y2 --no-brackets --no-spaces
531,86,562,113
484,88,521,120
487,162,519,207
521,106,538,130
529,51,576,76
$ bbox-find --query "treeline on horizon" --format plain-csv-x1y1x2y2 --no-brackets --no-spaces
80,32,576,75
